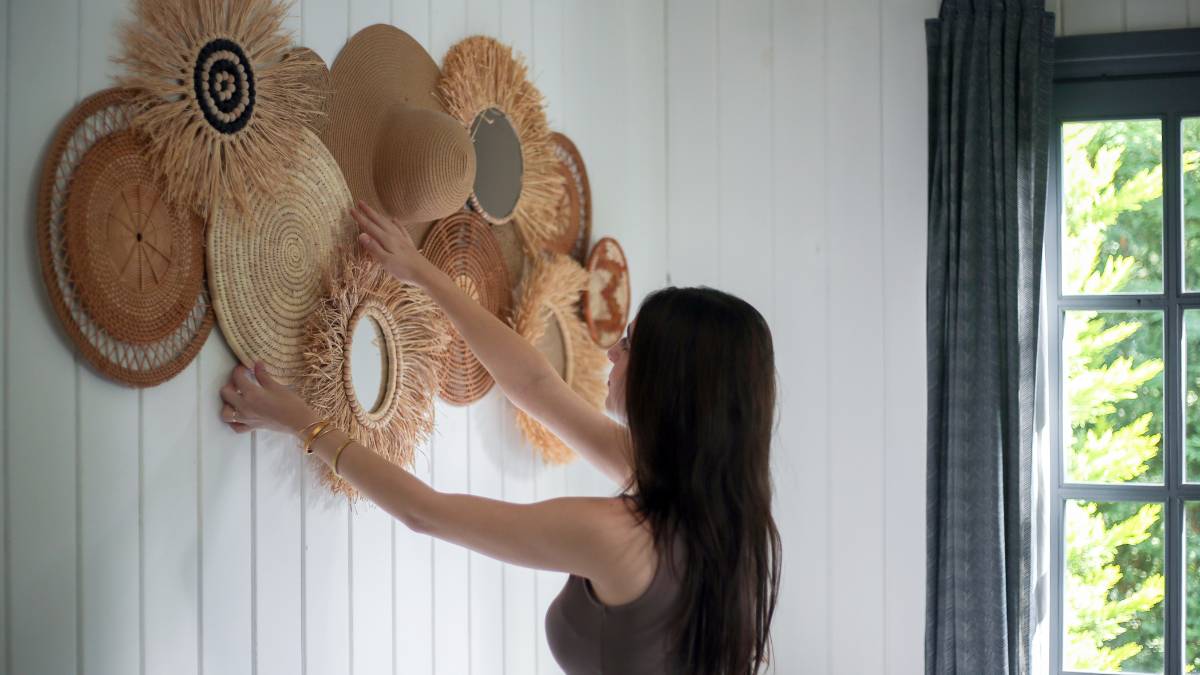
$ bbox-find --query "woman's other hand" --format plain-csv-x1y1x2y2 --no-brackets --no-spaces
351,201,431,284
219,362,318,436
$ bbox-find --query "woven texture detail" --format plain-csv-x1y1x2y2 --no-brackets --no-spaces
584,237,631,349
37,88,213,387
299,250,449,500
550,132,591,263
511,254,608,464
208,128,356,383
283,46,331,136
421,211,512,405
371,108,476,223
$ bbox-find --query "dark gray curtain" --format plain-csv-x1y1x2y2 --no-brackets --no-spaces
925,1,1054,674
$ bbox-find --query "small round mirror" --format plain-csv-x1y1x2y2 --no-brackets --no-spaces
470,108,523,222
349,314,388,414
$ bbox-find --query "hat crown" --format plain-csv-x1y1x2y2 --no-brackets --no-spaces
374,107,476,223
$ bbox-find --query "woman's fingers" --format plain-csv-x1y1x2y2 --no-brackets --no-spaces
350,207,392,253
232,365,258,394
219,382,243,407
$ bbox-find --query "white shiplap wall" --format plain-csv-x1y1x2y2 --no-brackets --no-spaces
10,1,1195,674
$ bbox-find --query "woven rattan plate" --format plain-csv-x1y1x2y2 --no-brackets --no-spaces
207,128,357,383
37,88,214,387
421,211,512,405
544,163,581,257
550,132,591,263
584,237,631,349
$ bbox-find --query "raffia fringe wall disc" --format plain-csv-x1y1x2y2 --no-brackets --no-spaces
549,132,592,263
299,249,449,499
283,46,332,136
511,254,608,464
116,0,325,218
208,128,357,383
437,36,561,253
421,211,512,405
583,237,631,349
37,88,214,387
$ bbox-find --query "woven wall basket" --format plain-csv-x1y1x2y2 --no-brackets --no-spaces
299,250,448,500
437,36,562,253
584,237,631,350
207,128,357,383
37,88,214,388
548,132,592,264
511,254,608,464
421,211,512,405
115,0,325,218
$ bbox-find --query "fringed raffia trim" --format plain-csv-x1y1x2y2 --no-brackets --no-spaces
116,0,325,219
299,248,450,499
511,254,609,464
437,36,562,256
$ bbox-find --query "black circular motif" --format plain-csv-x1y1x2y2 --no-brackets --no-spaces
193,38,256,135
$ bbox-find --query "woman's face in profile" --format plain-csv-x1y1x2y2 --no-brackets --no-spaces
605,319,634,419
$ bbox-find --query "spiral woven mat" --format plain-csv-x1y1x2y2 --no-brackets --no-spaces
65,130,206,345
207,128,356,383
584,237,631,349
421,211,512,405
37,88,214,387
550,132,591,263
284,47,332,136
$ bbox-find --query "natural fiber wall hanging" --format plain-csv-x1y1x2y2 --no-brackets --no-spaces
37,88,214,387
207,128,357,383
282,46,331,136
421,211,512,405
323,25,476,242
116,0,324,217
437,36,561,252
584,237,631,349
511,254,608,464
299,249,448,499
548,132,592,263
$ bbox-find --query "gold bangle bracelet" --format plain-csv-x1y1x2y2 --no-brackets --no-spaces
300,420,330,452
304,424,336,455
295,419,326,438
333,438,354,477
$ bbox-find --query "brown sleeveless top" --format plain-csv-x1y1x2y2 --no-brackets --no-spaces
545,542,684,674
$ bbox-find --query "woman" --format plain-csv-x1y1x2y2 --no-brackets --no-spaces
220,202,781,674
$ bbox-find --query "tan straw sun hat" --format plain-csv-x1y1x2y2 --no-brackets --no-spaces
321,24,476,245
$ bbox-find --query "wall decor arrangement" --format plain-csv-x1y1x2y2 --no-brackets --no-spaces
321,24,477,246
115,0,325,218
206,128,357,383
584,237,631,349
547,132,592,264
421,211,513,406
299,249,449,498
437,36,562,253
37,87,214,387
35,0,629,478
511,254,608,464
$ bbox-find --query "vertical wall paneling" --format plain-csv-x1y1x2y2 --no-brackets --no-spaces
1192,0,1200,25
1125,0,1188,31
5,2,79,674
767,0,830,669
468,392,506,672
716,0,773,322
350,0,390,30
0,0,9,666
826,1,887,673
1060,0,1125,34
881,0,929,672
75,2,143,674
431,397,471,675
142,364,201,675
664,0,719,288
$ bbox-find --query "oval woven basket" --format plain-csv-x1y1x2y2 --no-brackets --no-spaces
37,87,214,387
584,237,631,349
421,211,512,405
550,132,592,264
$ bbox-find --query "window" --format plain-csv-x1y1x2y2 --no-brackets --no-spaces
1047,30,1200,675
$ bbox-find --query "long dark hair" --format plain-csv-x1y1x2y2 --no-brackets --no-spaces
622,287,781,674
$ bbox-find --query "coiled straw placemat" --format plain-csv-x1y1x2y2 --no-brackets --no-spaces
584,237,631,349
208,128,357,383
421,211,512,405
300,249,449,500
511,254,608,464
550,132,592,264
37,88,213,387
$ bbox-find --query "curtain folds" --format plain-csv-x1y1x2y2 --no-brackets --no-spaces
924,1,1055,673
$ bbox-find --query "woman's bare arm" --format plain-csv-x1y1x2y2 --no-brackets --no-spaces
352,203,632,485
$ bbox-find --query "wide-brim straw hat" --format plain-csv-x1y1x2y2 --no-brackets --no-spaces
207,128,358,383
321,24,476,246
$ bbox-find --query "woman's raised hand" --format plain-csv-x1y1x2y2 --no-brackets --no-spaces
219,362,318,436
351,201,431,284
